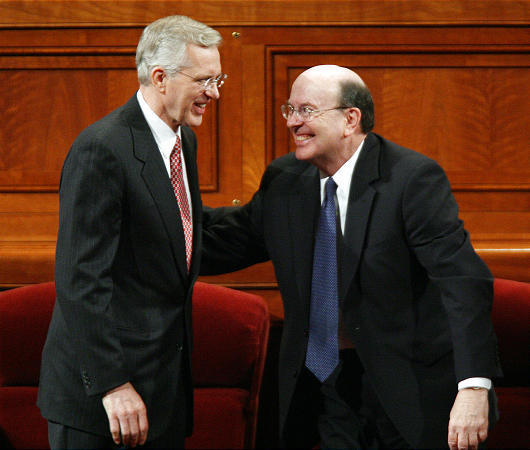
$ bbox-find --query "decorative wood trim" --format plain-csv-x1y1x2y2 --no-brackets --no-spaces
476,244,530,283
0,242,55,287
453,185,530,192
1,241,528,288
0,47,137,56
1,1,528,28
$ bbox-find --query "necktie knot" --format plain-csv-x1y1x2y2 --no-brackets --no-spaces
170,136,182,162
325,177,337,199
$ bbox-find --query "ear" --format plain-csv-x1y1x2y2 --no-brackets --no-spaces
151,67,167,93
344,107,362,137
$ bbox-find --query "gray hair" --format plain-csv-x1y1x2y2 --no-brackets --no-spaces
338,81,375,133
136,15,222,85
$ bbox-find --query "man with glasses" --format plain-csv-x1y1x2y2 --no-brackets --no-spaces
202,65,500,449
38,15,227,449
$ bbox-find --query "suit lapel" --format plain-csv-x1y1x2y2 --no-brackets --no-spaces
340,133,381,300
125,96,189,282
290,164,321,308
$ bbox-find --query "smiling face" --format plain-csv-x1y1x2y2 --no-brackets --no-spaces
158,44,222,130
287,72,350,174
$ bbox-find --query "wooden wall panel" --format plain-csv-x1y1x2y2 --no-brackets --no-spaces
0,1,528,290
0,68,135,191
0,69,219,192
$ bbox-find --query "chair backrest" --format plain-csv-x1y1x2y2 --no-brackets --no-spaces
0,281,269,449
0,282,56,449
192,281,269,386
492,278,530,386
0,282,56,388
191,281,269,447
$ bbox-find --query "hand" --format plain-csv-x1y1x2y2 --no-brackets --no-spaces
102,382,149,447
448,388,489,450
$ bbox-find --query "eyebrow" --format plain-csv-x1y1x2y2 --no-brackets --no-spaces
186,71,219,80
192,73,212,80
287,102,318,108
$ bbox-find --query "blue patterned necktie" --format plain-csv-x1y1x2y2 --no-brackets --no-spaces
305,177,339,382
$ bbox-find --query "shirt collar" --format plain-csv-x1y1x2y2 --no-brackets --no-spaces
320,138,365,199
136,90,182,159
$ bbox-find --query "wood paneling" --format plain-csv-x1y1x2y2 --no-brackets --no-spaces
1,1,528,26
0,1,529,289
0,68,219,192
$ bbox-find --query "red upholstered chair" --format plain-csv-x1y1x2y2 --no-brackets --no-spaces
185,281,269,449
0,281,269,449
0,281,54,449
487,278,530,449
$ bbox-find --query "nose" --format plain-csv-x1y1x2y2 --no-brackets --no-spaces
205,83,220,100
286,110,303,128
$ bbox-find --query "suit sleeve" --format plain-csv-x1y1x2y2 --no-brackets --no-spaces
402,158,501,381
54,133,129,396
201,188,269,275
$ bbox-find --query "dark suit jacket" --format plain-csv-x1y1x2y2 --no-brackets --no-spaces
38,95,203,439
202,132,501,447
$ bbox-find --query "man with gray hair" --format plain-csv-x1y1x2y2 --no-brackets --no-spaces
38,15,225,448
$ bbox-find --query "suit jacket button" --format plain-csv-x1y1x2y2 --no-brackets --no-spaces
177,344,183,351
80,370,92,388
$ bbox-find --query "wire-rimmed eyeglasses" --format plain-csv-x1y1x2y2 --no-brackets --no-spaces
178,72,228,90
280,104,348,122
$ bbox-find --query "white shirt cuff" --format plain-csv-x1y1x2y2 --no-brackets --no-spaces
458,377,492,391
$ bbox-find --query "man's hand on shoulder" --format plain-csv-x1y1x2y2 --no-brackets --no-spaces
448,388,489,450
102,382,148,447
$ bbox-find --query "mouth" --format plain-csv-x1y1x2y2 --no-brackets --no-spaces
192,102,207,115
293,133,314,145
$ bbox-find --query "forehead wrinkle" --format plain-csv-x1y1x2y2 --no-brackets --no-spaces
287,101,318,109
290,78,339,109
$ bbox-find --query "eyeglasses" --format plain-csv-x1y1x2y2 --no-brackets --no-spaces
281,104,347,122
178,72,228,90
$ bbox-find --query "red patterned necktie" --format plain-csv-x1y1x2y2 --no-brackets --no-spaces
170,136,193,271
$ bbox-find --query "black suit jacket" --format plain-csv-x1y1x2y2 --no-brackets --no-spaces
202,132,501,447
38,95,202,439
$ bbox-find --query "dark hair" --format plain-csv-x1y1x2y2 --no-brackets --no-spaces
338,81,374,133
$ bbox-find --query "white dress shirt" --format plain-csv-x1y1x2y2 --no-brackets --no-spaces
318,140,364,235
319,139,491,391
136,90,193,224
